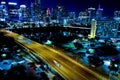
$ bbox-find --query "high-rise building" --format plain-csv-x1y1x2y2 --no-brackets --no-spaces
114,11,120,23
47,8,50,16
88,19,97,39
41,8,51,23
8,2,19,21
34,0,41,21
87,7,96,23
78,11,89,25
96,5,103,20
51,8,57,20
52,4,68,24
41,8,47,22
114,11,120,17
68,12,76,19
19,5,30,21
0,1,8,21
30,2,35,21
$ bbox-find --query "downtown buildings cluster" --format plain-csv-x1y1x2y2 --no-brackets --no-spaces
0,0,120,38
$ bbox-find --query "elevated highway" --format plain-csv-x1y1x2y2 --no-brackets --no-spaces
0,29,108,80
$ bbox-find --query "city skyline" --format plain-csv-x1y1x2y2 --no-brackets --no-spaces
1,0,120,16
0,1,120,80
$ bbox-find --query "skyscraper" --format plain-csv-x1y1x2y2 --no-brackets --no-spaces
30,2,35,21
55,4,68,24
96,5,103,20
69,12,76,19
46,8,50,15
114,11,120,22
19,5,30,21
88,19,97,39
31,0,41,21
78,11,89,25
34,0,41,21
8,2,19,21
114,11,120,17
87,7,96,23
0,1,8,21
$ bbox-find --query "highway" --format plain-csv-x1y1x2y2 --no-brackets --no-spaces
0,29,108,80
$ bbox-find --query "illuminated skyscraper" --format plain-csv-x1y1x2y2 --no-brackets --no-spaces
41,8,51,23
31,0,41,21
0,1,8,21
87,7,96,23
78,11,89,25
56,4,68,24
8,2,19,21
88,19,97,39
47,8,50,16
114,11,120,17
69,12,76,19
114,11,120,22
19,5,30,21
46,8,51,23
30,2,35,21
96,5,103,20
34,0,41,21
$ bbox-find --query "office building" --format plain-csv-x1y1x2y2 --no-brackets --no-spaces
114,11,120,17
114,11,120,23
88,19,97,39
87,7,96,23
34,0,41,21
96,5,103,20
68,12,76,19
8,2,19,21
0,1,8,21
78,11,89,25
52,4,68,24
19,5,30,21
40,8,51,24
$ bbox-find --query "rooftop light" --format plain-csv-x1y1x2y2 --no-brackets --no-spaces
20,5,26,8
8,2,17,5
1,1,6,4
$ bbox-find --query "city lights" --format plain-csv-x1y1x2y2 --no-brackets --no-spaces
0,0,120,80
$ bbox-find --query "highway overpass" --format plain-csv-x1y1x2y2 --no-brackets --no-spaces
0,29,108,80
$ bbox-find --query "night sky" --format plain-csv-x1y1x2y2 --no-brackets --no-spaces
1,0,120,16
